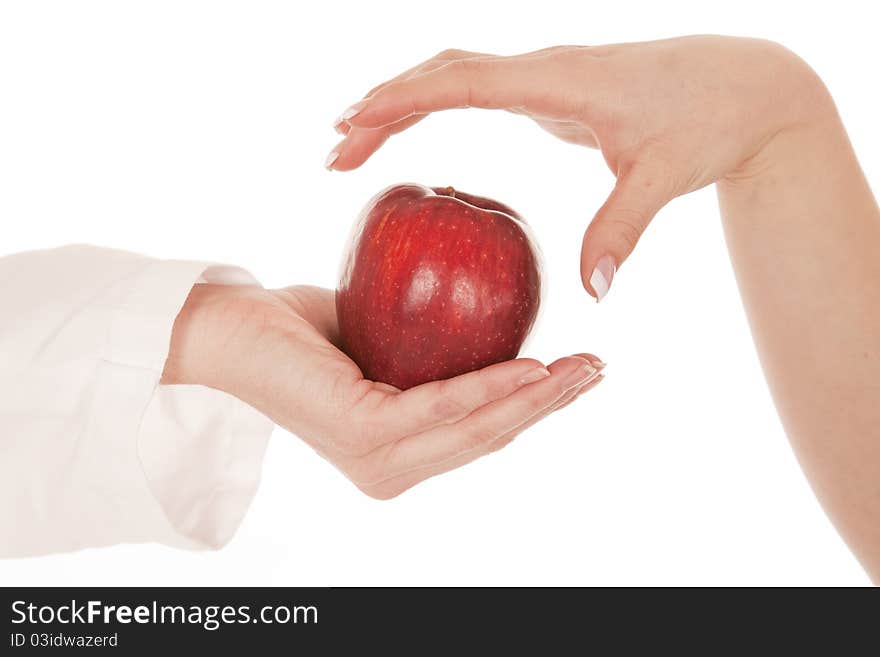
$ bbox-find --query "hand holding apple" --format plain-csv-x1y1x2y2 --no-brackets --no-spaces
163,282,604,499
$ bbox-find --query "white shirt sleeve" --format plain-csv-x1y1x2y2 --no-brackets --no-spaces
0,245,274,557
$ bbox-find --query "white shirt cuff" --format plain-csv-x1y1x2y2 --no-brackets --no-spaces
0,246,274,556
99,259,275,551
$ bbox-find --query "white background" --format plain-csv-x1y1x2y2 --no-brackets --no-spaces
1,0,876,585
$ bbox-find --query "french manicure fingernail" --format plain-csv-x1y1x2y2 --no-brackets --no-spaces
577,373,605,395
566,359,597,387
590,255,616,302
341,105,361,120
577,353,606,369
324,149,340,170
518,366,551,386
339,103,363,123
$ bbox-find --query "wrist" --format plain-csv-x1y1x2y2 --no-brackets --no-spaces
720,108,847,198
161,283,252,390
722,53,841,188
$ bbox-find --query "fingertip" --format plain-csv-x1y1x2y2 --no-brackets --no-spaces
546,354,590,371
335,100,367,125
514,357,546,372
581,274,598,300
344,105,373,128
580,250,616,302
324,148,341,171
549,373,605,414
326,152,354,171
573,352,606,369
324,137,347,170
517,365,551,386
591,255,616,302
332,128,392,171
548,355,602,392
579,373,605,395
580,231,599,299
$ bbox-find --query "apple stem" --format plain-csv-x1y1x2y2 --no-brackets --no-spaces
443,186,456,198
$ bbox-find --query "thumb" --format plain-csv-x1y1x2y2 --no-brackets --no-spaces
581,163,671,301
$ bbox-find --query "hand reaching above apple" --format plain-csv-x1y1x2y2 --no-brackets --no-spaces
162,283,604,499
327,36,829,301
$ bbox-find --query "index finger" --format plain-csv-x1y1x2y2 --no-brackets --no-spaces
345,56,556,129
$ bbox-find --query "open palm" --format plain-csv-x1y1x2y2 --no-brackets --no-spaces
167,282,604,499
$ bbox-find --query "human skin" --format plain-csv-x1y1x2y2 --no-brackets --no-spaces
327,36,880,581
162,283,604,500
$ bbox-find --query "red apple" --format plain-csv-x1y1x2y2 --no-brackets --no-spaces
337,183,542,390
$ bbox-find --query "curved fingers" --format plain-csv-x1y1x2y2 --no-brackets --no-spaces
338,357,550,456
330,50,492,169
343,355,600,487
359,369,605,500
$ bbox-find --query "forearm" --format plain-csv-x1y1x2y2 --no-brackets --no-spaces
717,101,880,581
